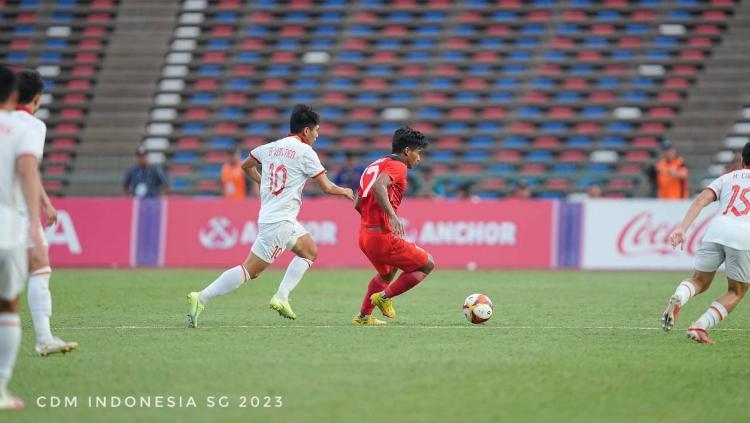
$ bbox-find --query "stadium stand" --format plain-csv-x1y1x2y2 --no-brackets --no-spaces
5,0,747,198
137,0,742,198
1,0,119,196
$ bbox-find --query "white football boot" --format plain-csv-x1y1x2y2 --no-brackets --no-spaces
35,336,79,357
0,392,24,410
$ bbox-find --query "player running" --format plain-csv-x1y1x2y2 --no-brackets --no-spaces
352,127,435,325
0,65,45,410
12,70,78,356
661,141,750,344
187,104,353,327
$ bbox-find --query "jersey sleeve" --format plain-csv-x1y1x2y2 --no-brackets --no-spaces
302,148,326,178
14,124,42,159
249,144,265,164
706,174,726,200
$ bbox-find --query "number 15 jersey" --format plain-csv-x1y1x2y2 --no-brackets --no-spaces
357,156,408,232
704,169,750,250
250,135,325,224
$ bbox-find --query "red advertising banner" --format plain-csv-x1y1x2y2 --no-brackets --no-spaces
163,198,556,269
46,198,134,267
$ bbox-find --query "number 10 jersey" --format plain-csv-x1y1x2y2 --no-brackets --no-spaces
704,169,750,250
250,135,325,224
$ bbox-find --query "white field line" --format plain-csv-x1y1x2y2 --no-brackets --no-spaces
54,324,750,332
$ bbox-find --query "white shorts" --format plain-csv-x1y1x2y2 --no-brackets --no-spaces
695,242,750,283
250,220,308,263
0,246,28,301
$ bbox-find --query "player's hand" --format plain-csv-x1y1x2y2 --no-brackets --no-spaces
390,215,405,238
28,223,46,263
341,188,355,201
43,203,58,227
670,227,686,250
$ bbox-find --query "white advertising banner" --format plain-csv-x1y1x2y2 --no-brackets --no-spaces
581,199,720,270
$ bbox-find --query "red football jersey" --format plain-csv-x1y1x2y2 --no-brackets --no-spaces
357,156,408,231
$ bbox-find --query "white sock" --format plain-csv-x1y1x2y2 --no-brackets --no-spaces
28,267,53,343
199,265,249,304
275,257,313,302
692,301,728,330
0,313,21,398
673,280,697,306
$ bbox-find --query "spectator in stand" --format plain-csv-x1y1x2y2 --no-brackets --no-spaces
587,184,603,198
333,152,364,193
417,167,445,198
655,140,689,199
123,147,169,197
221,149,247,200
509,180,532,199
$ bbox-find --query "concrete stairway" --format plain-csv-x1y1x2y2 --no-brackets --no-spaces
66,0,178,195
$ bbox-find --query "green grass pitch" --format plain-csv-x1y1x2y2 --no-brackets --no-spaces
7,268,750,423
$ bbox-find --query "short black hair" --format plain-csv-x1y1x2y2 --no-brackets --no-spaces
742,142,750,167
0,65,18,104
16,69,44,105
289,104,320,133
392,126,428,154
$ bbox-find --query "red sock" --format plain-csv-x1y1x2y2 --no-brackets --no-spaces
384,271,428,299
360,274,389,316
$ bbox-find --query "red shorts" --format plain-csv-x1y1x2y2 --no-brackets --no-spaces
358,229,429,276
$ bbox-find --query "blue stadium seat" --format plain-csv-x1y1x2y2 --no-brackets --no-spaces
218,108,243,120
257,93,281,103
480,38,505,49
236,52,260,63
585,164,611,173
584,38,608,48
329,78,353,89
654,37,678,48
300,66,323,76
277,40,300,50
200,164,222,177
5,52,28,63
394,79,419,89
431,151,456,163
596,78,620,89
602,136,626,147
495,79,520,88
351,25,373,35
211,137,235,150
190,93,214,104
412,39,437,49
464,151,489,162
405,52,430,62
622,92,648,102
509,51,533,62
424,12,448,22
477,122,501,133
444,122,468,134
365,65,392,75
518,107,543,118
207,40,231,51
355,93,379,103
45,39,67,49
468,137,493,148
378,123,400,134
52,13,73,22
246,122,272,133
646,50,670,60
267,65,291,76
504,136,529,147
625,24,649,34
430,79,454,90
491,12,518,22
290,92,314,103
556,92,581,102
173,152,198,164
417,108,443,119
295,79,317,90
417,26,441,36
182,123,206,134
570,65,594,75
543,51,567,62
528,151,554,162
285,12,309,23
227,79,251,90
456,92,480,102
488,164,515,175
567,136,592,147
541,122,567,133
612,50,635,61
310,39,334,49
377,39,402,50
608,122,634,133
582,107,607,118
314,26,338,36
14,26,35,35
246,27,269,37
198,65,222,76
344,123,369,135
214,12,239,23
551,164,577,174
489,92,513,103
320,108,343,119
40,52,62,62
557,24,581,35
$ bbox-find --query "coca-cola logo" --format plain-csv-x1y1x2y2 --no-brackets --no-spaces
616,211,714,256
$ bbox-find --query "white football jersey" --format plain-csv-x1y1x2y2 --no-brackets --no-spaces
11,109,46,217
0,110,35,248
703,169,750,250
250,135,325,224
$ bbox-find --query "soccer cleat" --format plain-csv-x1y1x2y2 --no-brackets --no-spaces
687,327,715,345
35,336,79,357
269,296,297,320
370,292,396,319
352,315,387,326
187,292,205,328
661,295,682,332
0,393,24,410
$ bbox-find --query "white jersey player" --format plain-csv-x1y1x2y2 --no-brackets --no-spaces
0,65,44,410
662,142,750,344
187,104,354,327
12,70,77,356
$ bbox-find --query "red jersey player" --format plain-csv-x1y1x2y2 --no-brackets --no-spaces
352,127,435,325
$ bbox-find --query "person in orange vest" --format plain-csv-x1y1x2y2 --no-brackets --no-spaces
221,149,247,200
656,140,689,199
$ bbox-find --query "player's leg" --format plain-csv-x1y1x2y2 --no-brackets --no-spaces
0,247,27,410
353,232,396,323
687,247,750,344
26,233,78,356
269,223,314,320
371,238,434,316
662,242,720,331
187,224,279,328
357,267,397,320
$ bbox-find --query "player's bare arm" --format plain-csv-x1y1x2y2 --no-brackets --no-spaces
670,189,716,249
40,185,57,227
372,173,404,237
241,155,262,185
313,172,354,200
17,154,45,260
354,194,361,214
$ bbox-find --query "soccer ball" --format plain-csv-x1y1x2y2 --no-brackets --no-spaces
463,293,493,324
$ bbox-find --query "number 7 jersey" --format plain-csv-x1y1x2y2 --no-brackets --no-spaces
704,169,750,250
357,156,408,232
250,135,326,224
